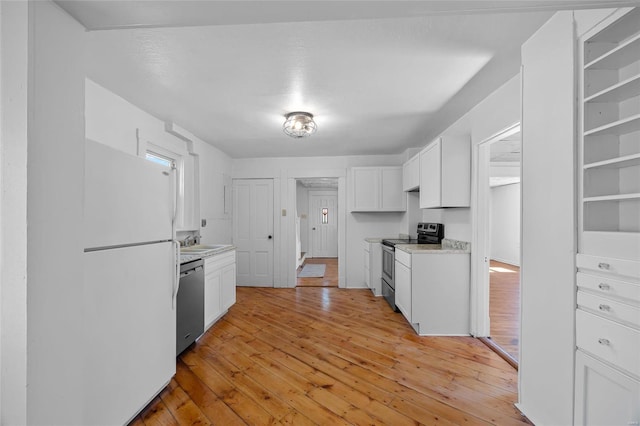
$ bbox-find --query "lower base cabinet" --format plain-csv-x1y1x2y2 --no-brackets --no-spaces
575,350,640,425
204,249,236,330
395,248,470,335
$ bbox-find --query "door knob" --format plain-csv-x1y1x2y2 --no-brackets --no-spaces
312,227,316,230
268,235,272,239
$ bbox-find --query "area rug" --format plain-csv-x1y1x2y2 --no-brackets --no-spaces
298,264,326,278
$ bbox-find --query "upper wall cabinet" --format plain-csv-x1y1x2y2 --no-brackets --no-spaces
419,136,471,208
351,167,406,212
402,154,420,191
579,7,640,261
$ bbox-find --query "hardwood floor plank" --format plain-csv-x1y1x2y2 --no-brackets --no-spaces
489,260,520,361
159,379,212,426
139,394,178,426
181,350,278,425
132,286,530,426
174,360,247,426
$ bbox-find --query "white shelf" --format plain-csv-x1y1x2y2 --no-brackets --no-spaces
580,8,640,258
584,153,640,170
584,74,640,103
585,32,640,70
584,193,640,203
588,8,640,43
584,114,640,137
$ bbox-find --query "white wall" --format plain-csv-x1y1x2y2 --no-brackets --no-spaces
296,182,310,253
518,11,576,426
27,2,86,423
233,155,407,288
422,75,522,242
0,2,29,423
85,80,233,245
490,183,521,266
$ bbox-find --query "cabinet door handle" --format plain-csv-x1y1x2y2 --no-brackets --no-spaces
598,338,610,346
598,304,611,312
598,262,610,270
598,283,610,291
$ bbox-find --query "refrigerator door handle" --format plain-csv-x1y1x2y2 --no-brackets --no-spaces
172,240,181,309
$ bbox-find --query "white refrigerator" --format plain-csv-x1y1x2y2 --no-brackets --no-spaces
83,140,178,425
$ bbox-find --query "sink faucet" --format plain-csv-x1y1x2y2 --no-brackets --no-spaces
183,235,194,247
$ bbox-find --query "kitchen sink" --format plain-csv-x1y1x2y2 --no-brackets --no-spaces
181,244,230,253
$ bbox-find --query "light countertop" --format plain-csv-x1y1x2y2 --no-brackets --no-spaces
396,239,470,254
364,237,385,243
180,244,235,264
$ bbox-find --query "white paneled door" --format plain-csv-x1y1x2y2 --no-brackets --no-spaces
309,191,338,258
233,179,274,287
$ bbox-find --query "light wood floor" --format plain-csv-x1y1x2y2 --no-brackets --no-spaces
296,257,338,288
489,260,521,361
131,287,530,425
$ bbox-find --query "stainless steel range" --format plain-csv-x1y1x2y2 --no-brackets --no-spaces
381,223,444,311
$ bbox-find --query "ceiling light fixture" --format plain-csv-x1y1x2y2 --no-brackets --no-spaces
283,111,317,138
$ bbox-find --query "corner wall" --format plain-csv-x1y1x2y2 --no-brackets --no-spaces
518,11,576,425
27,1,86,423
0,2,29,423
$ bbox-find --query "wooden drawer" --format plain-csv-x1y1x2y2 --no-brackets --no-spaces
577,254,640,279
577,291,640,328
576,309,640,377
395,248,411,268
577,272,640,304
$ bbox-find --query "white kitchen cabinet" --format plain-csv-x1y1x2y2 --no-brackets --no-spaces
351,167,406,212
419,136,470,208
575,253,640,424
204,249,236,330
575,350,640,426
395,248,470,335
221,262,236,311
394,250,412,320
364,240,383,296
402,154,419,191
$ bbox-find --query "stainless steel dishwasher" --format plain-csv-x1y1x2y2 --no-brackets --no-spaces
176,259,204,356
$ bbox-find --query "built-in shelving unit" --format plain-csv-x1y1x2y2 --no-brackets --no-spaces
579,7,640,256
575,9,640,425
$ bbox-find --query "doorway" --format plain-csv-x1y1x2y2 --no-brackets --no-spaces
295,179,339,288
473,124,522,366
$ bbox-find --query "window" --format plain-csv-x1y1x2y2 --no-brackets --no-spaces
145,151,175,169
322,207,329,224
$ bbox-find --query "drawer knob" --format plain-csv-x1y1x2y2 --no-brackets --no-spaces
598,283,610,291
597,262,610,270
598,338,610,346
598,304,611,312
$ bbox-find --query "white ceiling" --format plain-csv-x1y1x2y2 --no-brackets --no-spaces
57,1,635,159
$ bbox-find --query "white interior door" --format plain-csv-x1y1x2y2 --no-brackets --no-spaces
309,191,338,258
233,179,274,287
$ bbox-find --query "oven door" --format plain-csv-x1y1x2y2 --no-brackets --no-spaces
381,244,395,286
